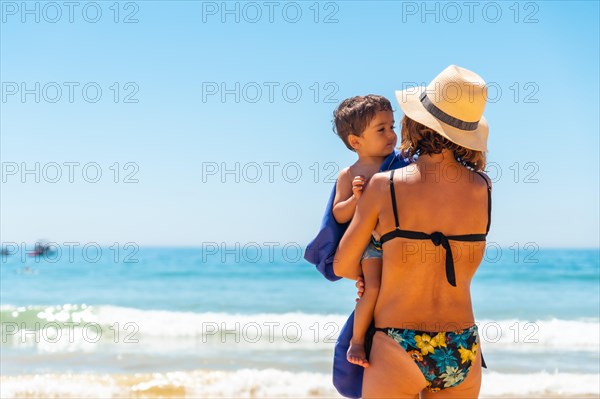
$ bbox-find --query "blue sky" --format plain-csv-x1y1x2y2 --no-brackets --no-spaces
1,1,598,248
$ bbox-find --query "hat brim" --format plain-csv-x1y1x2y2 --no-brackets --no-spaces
395,87,488,152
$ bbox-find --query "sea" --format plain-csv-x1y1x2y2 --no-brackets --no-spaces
1,246,598,398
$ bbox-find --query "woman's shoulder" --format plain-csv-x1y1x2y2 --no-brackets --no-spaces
370,170,392,184
472,170,492,191
368,167,411,191
373,165,418,183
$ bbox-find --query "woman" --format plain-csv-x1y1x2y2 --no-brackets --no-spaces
333,65,492,399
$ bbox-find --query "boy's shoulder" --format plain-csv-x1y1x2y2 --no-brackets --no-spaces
336,165,352,183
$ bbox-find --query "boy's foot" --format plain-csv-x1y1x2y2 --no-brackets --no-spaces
347,342,369,368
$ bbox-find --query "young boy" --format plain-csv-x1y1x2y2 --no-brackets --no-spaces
331,95,397,368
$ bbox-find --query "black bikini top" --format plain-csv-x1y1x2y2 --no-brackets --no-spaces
379,169,492,287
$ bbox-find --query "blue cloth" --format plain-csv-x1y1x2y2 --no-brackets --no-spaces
303,149,411,398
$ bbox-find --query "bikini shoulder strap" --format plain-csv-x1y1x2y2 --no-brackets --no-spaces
389,169,400,229
475,171,492,234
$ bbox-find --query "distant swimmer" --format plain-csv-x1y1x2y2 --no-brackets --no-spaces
28,242,56,257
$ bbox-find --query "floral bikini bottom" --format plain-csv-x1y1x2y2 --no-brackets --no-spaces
374,324,480,392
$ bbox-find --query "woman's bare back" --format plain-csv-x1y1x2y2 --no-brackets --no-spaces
371,154,491,331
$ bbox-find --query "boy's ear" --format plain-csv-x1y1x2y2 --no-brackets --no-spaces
348,133,360,150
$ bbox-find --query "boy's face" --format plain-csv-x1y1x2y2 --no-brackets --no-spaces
351,110,397,156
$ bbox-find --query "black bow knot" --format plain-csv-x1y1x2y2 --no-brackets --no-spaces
430,232,445,246
429,231,457,287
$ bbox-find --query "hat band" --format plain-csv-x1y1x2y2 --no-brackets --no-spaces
419,92,479,131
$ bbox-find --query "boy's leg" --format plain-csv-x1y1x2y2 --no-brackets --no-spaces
347,256,382,368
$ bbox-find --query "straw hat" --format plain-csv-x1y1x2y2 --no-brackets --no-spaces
395,65,489,151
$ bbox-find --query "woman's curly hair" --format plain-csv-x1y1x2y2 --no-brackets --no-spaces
399,116,486,171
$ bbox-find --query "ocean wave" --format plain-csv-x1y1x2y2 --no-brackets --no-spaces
1,368,598,398
1,304,598,353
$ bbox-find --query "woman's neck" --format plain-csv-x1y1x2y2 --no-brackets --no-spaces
414,150,458,167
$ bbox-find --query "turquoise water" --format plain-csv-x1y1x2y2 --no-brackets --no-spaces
1,247,598,319
1,247,599,382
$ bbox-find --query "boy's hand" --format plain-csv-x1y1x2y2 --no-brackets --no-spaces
352,176,366,199
355,276,365,302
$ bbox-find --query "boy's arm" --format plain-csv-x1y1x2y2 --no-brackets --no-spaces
333,174,382,280
332,168,362,224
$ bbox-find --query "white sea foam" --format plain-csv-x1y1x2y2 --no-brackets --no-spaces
1,369,598,398
2,305,599,353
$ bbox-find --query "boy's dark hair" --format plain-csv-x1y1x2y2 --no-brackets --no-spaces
333,95,393,151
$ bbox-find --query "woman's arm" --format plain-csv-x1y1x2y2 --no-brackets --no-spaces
333,174,383,280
